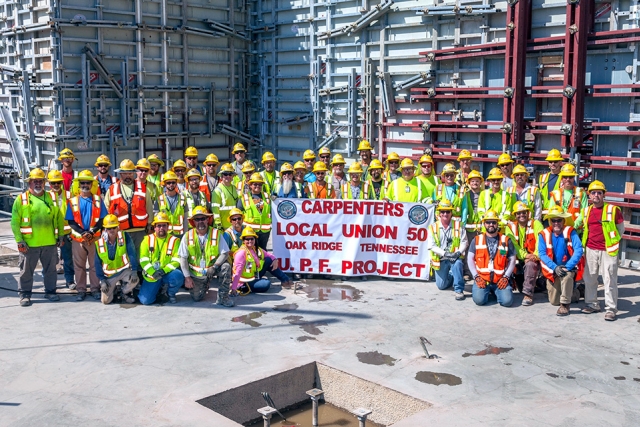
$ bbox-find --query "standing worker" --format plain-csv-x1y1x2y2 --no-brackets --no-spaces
147,154,164,188
184,168,208,221
212,163,240,231
48,170,74,289
157,171,186,237
231,142,248,178
328,154,348,191
416,154,439,198
302,150,317,184
432,163,468,222
477,168,515,227
171,159,188,192
385,158,429,202
12,169,66,307
382,152,401,187
509,164,542,221
275,163,305,198
136,158,159,203
456,149,473,187
357,140,374,181
94,154,118,197
548,163,588,229
184,146,204,175
496,152,515,189
260,152,280,195
307,161,335,199
58,148,77,192
200,153,220,203
342,163,374,200
539,149,564,212
366,159,386,200
318,147,332,169
238,173,272,250
236,161,256,194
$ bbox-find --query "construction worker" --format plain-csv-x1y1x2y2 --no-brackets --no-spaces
66,170,108,301
366,159,385,200
417,154,438,198
505,201,544,306
427,200,468,300
548,163,587,229
329,154,348,191
94,154,117,196
342,162,374,200
223,208,245,260
386,158,429,203
58,148,77,191
382,152,401,187
212,163,240,230
138,212,184,305
260,152,280,195
136,158,159,202
456,149,473,187
231,227,292,295
357,139,373,181
302,150,317,183
94,214,139,304
510,164,542,221
184,146,204,175
538,206,583,316
496,152,515,189
462,170,484,279
477,167,515,227
581,180,624,321
307,161,335,199
157,171,186,237
236,160,256,194
318,147,332,169
432,163,468,222
172,159,188,192
200,153,220,203
12,168,66,307
275,163,305,198
104,159,154,254
184,169,208,221
539,148,564,210
232,142,248,178
48,170,74,289
467,210,517,307
178,206,234,306
292,161,310,198
238,172,271,250
147,154,165,188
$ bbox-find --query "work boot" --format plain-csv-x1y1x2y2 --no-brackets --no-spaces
455,292,465,301
57,265,64,274
20,297,31,307
604,311,617,321
216,294,235,307
44,293,60,302
522,295,534,306
121,293,135,304
191,280,208,302
91,290,101,300
67,282,77,290
169,295,177,304
76,292,86,301
556,304,570,316
581,305,601,314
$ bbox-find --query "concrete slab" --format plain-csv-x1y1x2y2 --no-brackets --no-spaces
1,220,640,426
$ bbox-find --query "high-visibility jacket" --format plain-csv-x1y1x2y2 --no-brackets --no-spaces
366,179,386,200
540,226,584,281
464,191,483,232
478,189,514,224
417,174,438,201
139,233,181,282
539,172,561,208
236,179,251,196
11,191,62,247
388,177,426,203
200,175,218,203
49,189,72,235
237,247,265,282
341,181,373,200
108,181,148,230
505,219,542,260
184,228,221,277
242,193,272,232
307,182,334,199
225,227,242,261
474,233,510,283
582,203,622,257
144,180,160,203
95,231,130,277
434,184,465,217
260,170,280,195
148,173,161,188
68,195,102,242
549,186,586,225
429,220,462,270
212,184,239,229
158,192,186,236
184,190,208,225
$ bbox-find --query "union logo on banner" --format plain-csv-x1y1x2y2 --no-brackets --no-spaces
277,200,297,220
408,205,429,225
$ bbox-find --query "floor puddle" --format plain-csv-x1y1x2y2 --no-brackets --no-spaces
273,303,299,312
462,346,513,358
546,373,559,378
268,401,384,427
232,311,265,327
0,255,20,268
283,315,327,335
356,351,396,366
415,371,462,386
301,280,363,302
297,336,316,342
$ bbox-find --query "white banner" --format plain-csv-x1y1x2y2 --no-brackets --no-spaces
272,199,435,279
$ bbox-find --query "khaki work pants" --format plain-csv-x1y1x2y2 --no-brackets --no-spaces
101,270,139,304
546,271,580,306
583,248,619,313
72,240,100,293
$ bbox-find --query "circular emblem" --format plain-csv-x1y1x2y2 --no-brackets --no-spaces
408,205,429,225
277,200,297,220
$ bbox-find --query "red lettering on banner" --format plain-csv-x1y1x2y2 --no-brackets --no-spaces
277,222,333,237
359,243,418,255
343,224,398,239
299,200,404,217
388,262,400,275
341,260,353,274
319,259,331,273
353,261,365,274
340,260,427,278
279,258,291,271
300,258,312,272
311,241,343,251
285,241,307,250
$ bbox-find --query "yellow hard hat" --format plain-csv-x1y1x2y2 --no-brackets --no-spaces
151,212,171,226
118,159,136,172
312,161,329,173
386,152,400,162
58,148,75,160
147,154,165,166
486,167,504,181
559,163,578,178
74,169,95,182
103,214,120,229
545,149,563,162
47,170,63,182
172,159,187,171
419,154,434,165
241,227,258,240
512,201,530,214
293,161,307,171
512,164,529,176
588,180,606,193
330,154,346,165
248,172,264,184
136,158,151,170
95,154,111,167
497,152,514,166
466,170,484,183
232,142,247,154
27,168,46,181
303,150,316,161
204,153,219,165
241,161,256,174
219,163,235,174
280,162,294,173
228,208,244,220
441,163,457,175
160,171,178,185
544,205,571,221
318,147,331,156
186,168,202,179
357,140,373,151
261,152,276,163
347,162,364,174
368,159,384,170
184,146,198,157
482,210,501,222
400,158,415,169
457,149,473,161
189,205,212,220
437,199,454,212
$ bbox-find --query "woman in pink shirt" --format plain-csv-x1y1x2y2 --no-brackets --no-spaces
232,227,292,294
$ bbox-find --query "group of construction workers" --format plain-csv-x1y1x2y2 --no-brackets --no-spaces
11,142,624,321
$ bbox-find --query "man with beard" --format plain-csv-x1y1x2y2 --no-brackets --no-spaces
212,163,240,230
539,149,564,212
260,152,280,195
236,161,256,195
184,146,204,175
48,169,74,289
136,158,159,203
292,161,310,198
238,173,272,250
385,158,428,202
342,163,374,200
456,149,473,187
302,150,317,183
497,152,515,189
432,163,468,223
417,154,439,198
172,159,188,192
548,163,588,229
184,169,208,222
94,154,117,197
200,153,220,203
509,164,542,221
366,159,385,200
275,163,305,198
477,168,515,227
357,140,373,181
147,154,164,188
307,162,335,199
329,154,347,194
382,152,401,187
232,142,248,178
157,171,186,237
462,170,484,279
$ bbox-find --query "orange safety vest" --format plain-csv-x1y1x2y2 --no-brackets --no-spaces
199,175,218,203
69,194,102,242
539,226,585,281
108,181,148,230
474,233,510,283
550,187,583,222
507,220,537,254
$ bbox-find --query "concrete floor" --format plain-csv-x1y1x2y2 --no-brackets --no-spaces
1,237,640,426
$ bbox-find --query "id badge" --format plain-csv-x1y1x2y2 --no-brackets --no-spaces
573,198,579,209
153,261,160,270
200,259,206,274
405,185,411,193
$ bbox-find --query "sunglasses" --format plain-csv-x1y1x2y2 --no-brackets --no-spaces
444,173,455,178
174,169,186,173
320,155,330,159
137,169,148,173
221,172,234,177
97,164,109,168
515,211,528,216
315,172,326,176
282,171,293,175
551,219,564,223
388,161,399,164
206,163,217,167
186,156,197,160
165,181,177,185
590,191,603,196
548,161,561,164
484,221,498,226
193,217,208,222
50,181,61,185
230,217,243,222
243,237,255,242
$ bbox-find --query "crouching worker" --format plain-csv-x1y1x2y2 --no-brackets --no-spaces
231,227,292,295
138,213,184,304
178,206,234,306
95,214,139,304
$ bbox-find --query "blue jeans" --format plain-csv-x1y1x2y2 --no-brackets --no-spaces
138,269,185,305
472,283,513,307
245,258,290,293
434,259,465,293
61,236,74,284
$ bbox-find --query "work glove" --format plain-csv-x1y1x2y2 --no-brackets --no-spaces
17,242,29,253
474,275,487,289
152,270,165,281
525,254,538,263
554,265,567,278
450,251,461,262
206,265,219,279
496,276,510,290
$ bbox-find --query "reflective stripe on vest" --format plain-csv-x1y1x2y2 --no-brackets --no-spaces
69,195,102,242
186,228,220,275
242,193,272,231
429,220,461,270
96,231,130,276
238,247,265,282
474,233,509,282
